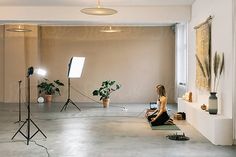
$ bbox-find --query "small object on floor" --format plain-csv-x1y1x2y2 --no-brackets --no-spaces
149,102,157,110
174,112,186,120
174,113,182,120
122,106,128,111
37,97,44,103
167,132,190,141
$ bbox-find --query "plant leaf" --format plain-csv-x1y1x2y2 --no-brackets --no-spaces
213,51,220,77
195,54,206,77
110,81,115,86
204,58,210,79
219,53,224,76
92,90,99,96
54,80,64,86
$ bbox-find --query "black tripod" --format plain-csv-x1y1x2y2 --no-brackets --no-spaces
60,78,80,112
12,68,47,145
14,80,24,123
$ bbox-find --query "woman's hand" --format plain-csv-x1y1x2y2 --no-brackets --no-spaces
151,117,156,123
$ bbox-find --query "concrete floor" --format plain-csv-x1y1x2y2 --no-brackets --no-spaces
0,102,235,157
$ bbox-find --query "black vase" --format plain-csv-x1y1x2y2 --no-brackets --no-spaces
208,92,218,114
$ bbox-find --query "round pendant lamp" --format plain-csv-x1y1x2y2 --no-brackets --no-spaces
81,0,117,16
6,25,32,32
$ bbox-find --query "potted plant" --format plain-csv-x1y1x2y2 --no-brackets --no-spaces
37,78,64,103
92,80,121,108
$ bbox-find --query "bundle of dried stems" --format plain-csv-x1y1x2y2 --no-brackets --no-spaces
213,52,224,92
195,51,224,92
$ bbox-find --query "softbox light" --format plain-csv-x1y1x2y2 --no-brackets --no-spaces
68,57,85,78
61,57,85,112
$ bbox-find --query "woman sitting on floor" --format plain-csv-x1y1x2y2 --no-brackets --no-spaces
145,84,173,126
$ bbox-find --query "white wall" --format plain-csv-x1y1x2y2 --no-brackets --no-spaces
0,25,4,102
188,0,233,117
233,0,236,144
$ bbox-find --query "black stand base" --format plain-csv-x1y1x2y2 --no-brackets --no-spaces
11,118,47,145
60,98,81,112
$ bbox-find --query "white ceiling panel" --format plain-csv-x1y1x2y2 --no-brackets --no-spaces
0,0,195,6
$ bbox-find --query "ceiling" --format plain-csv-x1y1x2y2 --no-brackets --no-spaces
0,0,194,26
0,0,195,6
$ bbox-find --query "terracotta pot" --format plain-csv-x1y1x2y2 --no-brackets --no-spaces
102,98,110,108
45,95,52,103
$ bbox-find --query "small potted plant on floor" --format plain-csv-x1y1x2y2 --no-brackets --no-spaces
92,80,121,108
37,78,64,103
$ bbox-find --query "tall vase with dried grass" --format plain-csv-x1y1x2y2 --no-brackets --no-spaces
209,52,224,114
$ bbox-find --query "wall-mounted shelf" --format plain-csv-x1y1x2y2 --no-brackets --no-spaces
178,98,233,145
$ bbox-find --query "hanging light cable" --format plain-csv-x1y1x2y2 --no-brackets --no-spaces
81,0,117,16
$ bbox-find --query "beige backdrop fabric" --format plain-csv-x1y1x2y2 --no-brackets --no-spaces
195,22,211,90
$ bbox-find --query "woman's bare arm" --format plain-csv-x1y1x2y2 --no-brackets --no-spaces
151,97,167,122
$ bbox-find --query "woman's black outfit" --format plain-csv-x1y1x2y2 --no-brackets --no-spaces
147,111,169,126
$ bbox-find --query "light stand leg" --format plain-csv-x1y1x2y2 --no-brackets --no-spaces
15,80,24,124
60,78,80,112
12,75,47,145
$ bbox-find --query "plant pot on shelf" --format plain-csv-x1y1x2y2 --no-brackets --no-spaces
102,98,110,108
45,95,52,103
208,92,218,114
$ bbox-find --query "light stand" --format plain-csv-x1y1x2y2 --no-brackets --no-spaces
60,57,85,112
14,80,24,123
12,67,47,145
60,78,81,111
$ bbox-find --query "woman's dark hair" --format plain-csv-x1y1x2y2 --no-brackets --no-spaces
156,84,166,97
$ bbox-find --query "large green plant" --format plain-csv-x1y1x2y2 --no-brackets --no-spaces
92,80,121,100
37,78,64,95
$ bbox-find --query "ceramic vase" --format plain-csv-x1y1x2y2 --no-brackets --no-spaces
208,92,218,114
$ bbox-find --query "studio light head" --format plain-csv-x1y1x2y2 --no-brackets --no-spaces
68,57,85,78
61,57,85,112
35,68,47,76
13,66,47,145
27,67,47,77
27,67,34,77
